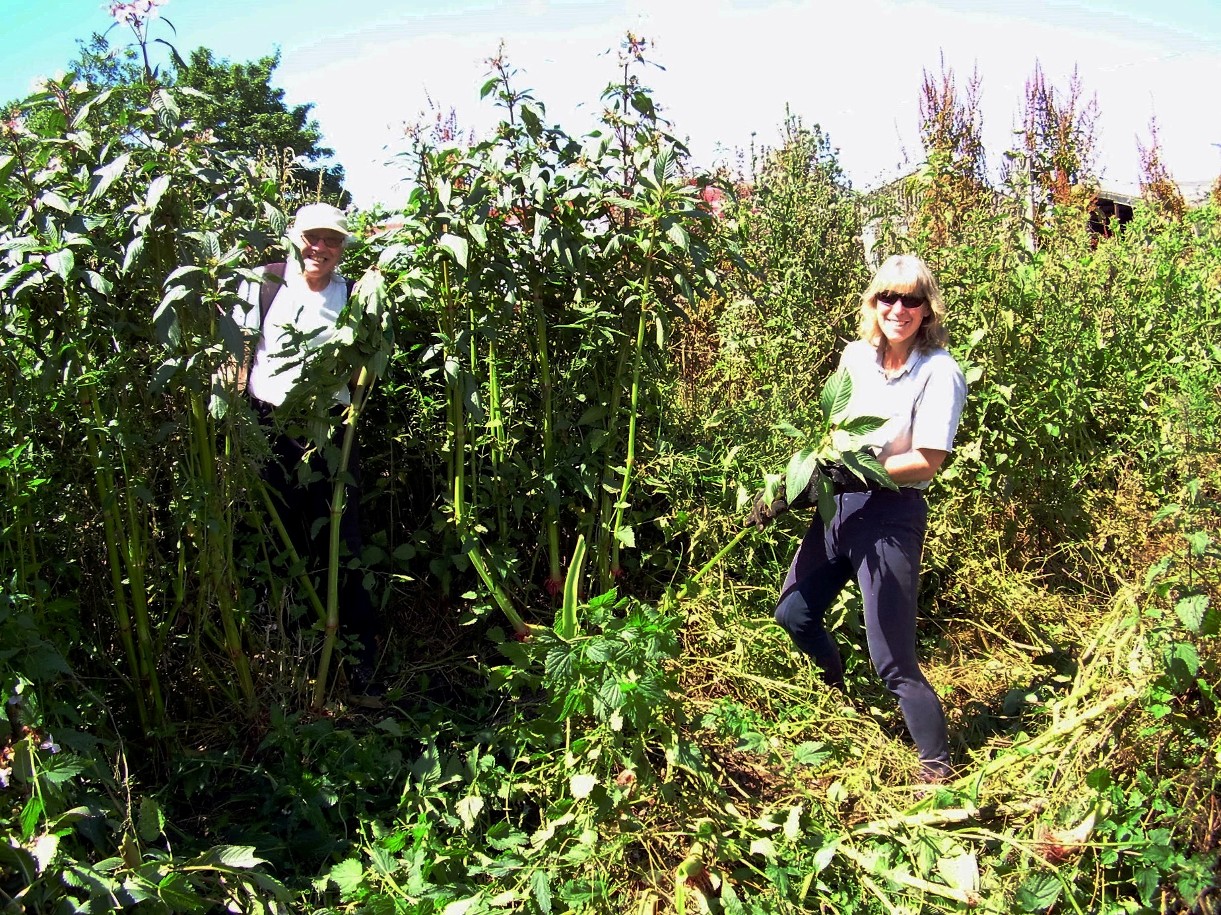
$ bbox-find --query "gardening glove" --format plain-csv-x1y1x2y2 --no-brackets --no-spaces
748,489,790,530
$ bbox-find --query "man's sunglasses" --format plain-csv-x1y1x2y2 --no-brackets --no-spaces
876,290,928,309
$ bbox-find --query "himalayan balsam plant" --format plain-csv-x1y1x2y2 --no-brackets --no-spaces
772,368,895,525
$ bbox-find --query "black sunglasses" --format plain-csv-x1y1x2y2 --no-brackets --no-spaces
876,290,928,309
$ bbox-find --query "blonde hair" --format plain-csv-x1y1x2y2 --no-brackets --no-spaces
857,254,948,353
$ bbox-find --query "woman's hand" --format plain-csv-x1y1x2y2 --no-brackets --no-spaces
748,490,790,530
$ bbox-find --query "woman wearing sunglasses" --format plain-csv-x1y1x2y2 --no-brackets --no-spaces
751,253,967,783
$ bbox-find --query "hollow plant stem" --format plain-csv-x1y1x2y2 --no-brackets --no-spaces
313,368,371,708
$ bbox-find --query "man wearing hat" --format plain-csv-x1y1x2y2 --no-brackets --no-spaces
237,202,382,701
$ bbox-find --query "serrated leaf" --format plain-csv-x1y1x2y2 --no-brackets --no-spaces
40,190,73,213
570,773,597,799
145,174,171,216
327,858,365,895
783,804,803,841
614,525,635,548
456,795,485,831
1176,594,1209,633
137,797,165,843
786,448,820,505
45,249,75,282
531,868,553,915
20,794,44,840
821,369,852,423
37,753,87,785
30,833,58,875
816,476,836,527
792,741,832,767
1015,872,1062,911
192,845,265,869
122,235,146,274
937,852,979,894
812,839,838,873
838,414,886,437
841,449,897,490
157,873,208,912
749,837,776,859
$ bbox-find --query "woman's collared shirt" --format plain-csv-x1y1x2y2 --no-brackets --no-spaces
838,340,967,490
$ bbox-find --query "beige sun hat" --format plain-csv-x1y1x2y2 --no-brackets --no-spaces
289,203,354,244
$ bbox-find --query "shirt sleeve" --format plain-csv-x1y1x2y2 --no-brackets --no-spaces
911,353,968,452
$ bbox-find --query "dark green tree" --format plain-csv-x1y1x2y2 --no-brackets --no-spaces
173,47,347,205
68,34,348,205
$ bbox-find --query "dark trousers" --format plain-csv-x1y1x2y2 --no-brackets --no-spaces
774,488,949,770
252,398,380,671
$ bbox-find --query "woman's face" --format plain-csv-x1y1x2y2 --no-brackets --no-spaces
874,289,928,352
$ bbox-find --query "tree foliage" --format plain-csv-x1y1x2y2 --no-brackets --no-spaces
68,33,347,205
174,47,347,205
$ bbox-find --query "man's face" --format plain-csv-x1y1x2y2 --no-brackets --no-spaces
300,229,346,285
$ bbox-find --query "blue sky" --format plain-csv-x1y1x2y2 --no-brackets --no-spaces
6,0,1220,207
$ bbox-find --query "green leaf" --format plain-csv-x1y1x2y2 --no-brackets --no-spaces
191,845,266,870
792,741,831,767
816,476,836,528
841,449,897,490
456,795,485,831
157,873,209,913
1176,594,1209,633
86,153,131,203
837,414,885,437
570,773,597,799
786,448,820,505
666,222,690,252
531,868,553,915
937,853,979,895
38,754,87,786
20,794,44,840
137,797,165,843
145,174,172,216
773,421,804,439
821,369,852,423
437,233,468,269
327,858,366,895
122,235,146,275
614,525,635,548
39,190,73,213
1015,872,1062,911
45,249,75,282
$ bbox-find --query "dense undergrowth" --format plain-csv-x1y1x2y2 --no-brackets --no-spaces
3,25,1221,915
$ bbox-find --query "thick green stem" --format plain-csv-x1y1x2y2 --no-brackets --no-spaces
676,527,752,600
83,408,149,732
253,476,326,622
188,390,255,710
441,262,527,637
609,291,650,578
313,369,371,708
593,342,631,591
534,294,561,592
486,337,509,540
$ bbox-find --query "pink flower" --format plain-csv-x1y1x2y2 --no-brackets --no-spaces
106,0,167,27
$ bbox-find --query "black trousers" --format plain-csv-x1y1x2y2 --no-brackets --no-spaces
251,397,380,671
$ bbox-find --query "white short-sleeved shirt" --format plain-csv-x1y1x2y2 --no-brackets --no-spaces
236,265,351,407
837,340,968,490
